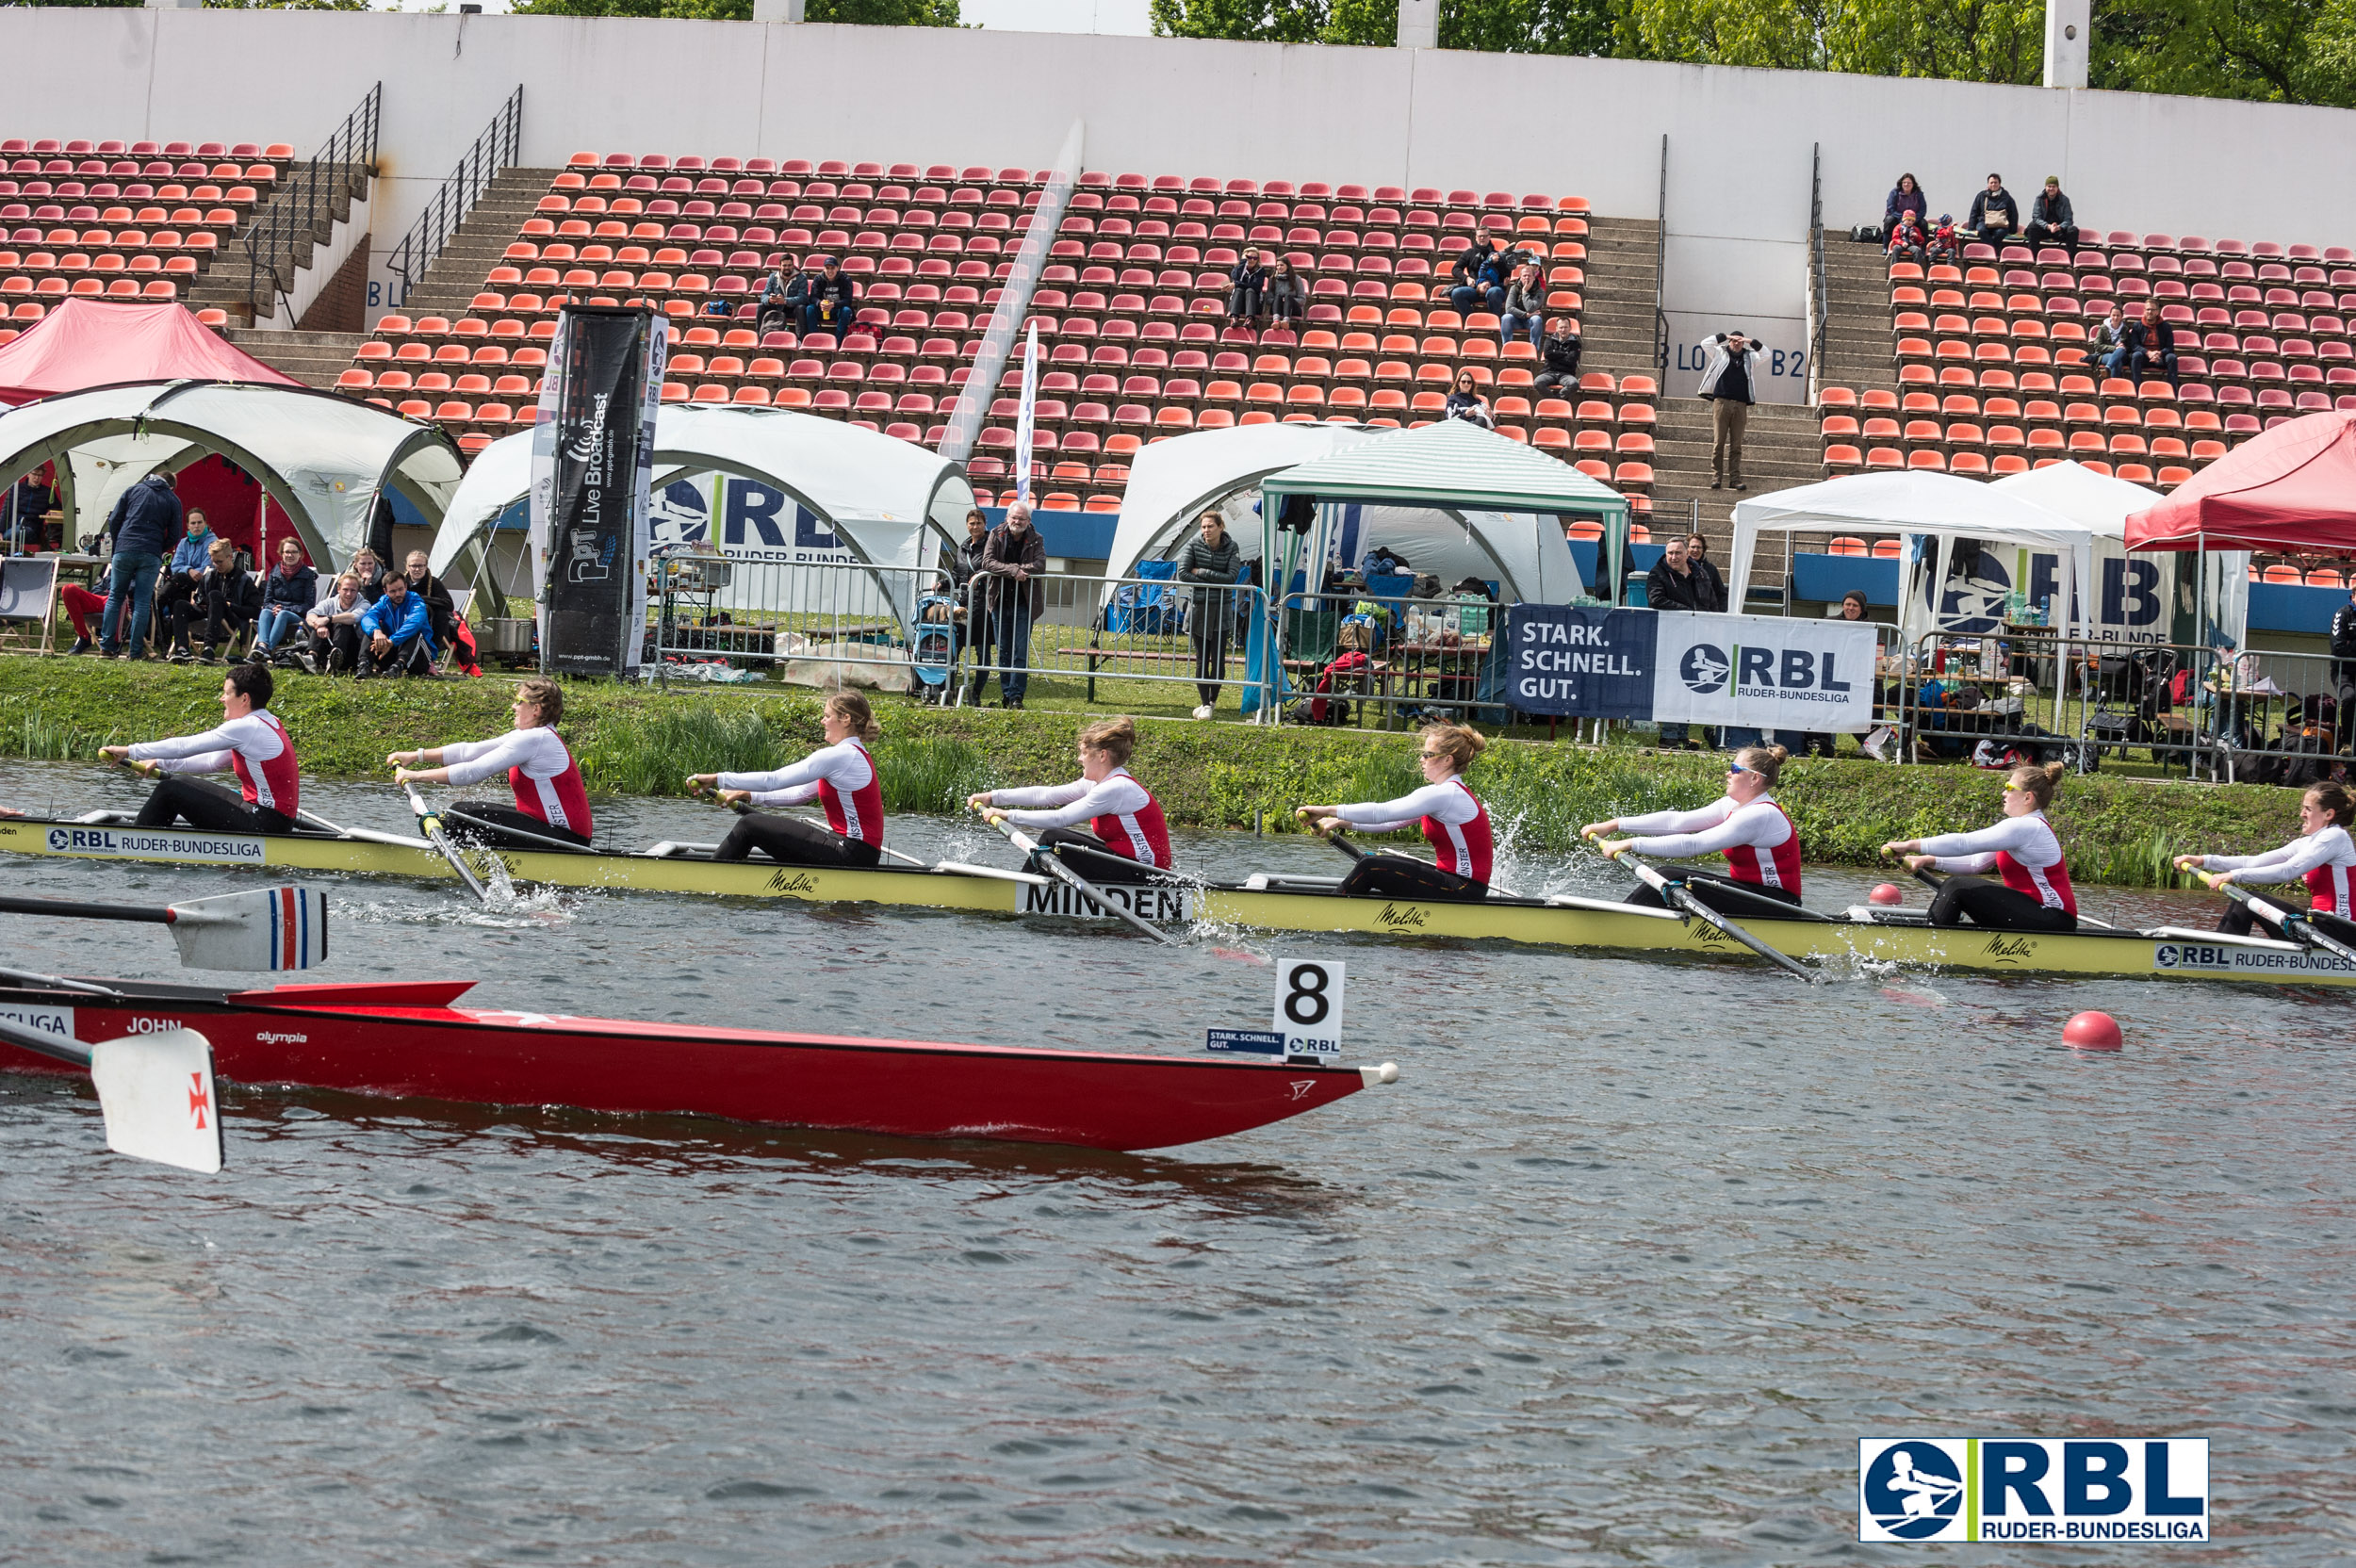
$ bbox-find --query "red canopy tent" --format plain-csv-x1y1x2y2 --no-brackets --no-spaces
0,299,300,408
2126,410,2356,554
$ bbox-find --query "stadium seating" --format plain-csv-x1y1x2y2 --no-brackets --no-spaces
0,138,290,345
335,156,1609,493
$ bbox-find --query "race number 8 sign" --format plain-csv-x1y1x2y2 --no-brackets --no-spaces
1274,959,1345,1060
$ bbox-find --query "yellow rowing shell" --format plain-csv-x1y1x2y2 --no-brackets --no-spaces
6,816,2349,987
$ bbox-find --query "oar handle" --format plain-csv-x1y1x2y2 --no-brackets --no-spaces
1910,864,1946,892
0,893,172,926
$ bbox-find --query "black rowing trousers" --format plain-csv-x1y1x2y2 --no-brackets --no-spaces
136,775,294,835
1928,874,2077,933
1625,866,1802,918
448,801,593,852
712,811,880,868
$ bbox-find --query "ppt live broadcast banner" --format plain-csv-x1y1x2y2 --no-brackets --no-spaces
1505,607,1879,732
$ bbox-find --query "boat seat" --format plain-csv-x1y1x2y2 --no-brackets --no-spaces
72,809,136,825
1243,874,1347,891
643,841,720,858
1845,906,1931,925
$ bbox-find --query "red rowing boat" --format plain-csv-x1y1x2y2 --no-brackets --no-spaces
0,977,1392,1152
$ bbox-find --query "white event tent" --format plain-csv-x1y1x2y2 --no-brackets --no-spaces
0,380,464,568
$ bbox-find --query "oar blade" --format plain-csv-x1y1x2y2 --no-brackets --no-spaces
166,886,329,972
89,1027,224,1174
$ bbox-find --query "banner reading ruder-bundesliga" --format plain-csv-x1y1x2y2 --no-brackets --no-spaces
530,304,663,677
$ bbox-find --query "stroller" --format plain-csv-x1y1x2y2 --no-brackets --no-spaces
910,591,957,703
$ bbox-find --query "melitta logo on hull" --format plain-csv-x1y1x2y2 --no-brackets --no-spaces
764,869,824,896
1020,883,1192,923
2154,941,2356,975
1984,935,2039,961
43,825,266,864
1858,1437,2208,1543
1372,903,1430,930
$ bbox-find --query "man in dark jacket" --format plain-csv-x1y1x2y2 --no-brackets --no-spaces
1227,248,1270,330
1647,536,1709,748
402,548,461,662
1966,173,2019,248
1533,318,1583,393
974,502,1046,709
99,470,182,659
2025,176,2077,249
188,536,262,662
2331,584,2356,747
1448,237,1504,315
1172,508,1244,718
2111,302,2180,389
801,256,858,337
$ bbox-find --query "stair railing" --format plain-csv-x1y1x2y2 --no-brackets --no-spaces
1652,133,1669,377
1806,141,1826,403
383,86,525,314
242,82,382,324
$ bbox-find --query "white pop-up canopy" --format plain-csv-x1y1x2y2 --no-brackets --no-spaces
1105,421,1384,583
1993,460,2248,647
0,380,463,568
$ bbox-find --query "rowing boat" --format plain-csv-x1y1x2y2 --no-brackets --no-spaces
5,813,2346,987
0,976,1390,1152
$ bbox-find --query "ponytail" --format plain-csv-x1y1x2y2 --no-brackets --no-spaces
825,690,882,744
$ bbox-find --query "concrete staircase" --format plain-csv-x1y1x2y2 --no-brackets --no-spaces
377,167,563,322
185,163,372,327
1575,216,1662,378
1814,226,1902,397
224,328,368,388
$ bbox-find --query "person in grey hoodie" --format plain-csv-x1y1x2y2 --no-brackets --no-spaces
1172,509,1244,717
98,470,183,659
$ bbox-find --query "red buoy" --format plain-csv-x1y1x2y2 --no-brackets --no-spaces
2063,1011,2123,1052
1870,883,1906,906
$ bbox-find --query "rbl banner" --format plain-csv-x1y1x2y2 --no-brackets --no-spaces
1506,606,1879,732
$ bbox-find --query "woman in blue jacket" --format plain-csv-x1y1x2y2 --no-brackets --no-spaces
253,536,319,662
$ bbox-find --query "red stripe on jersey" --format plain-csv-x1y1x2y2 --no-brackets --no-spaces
1996,848,2076,914
1719,802,1802,896
509,730,593,838
1420,783,1494,883
227,712,301,815
1092,782,1173,868
2305,861,2348,915
816,739,885,845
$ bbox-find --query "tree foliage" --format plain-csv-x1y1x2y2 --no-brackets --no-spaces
1150,0,1614,54
1613,0,2043,83
2092,0,2356,106
510,0,958,22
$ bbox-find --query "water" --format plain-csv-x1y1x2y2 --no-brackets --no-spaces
3,760,2351,1564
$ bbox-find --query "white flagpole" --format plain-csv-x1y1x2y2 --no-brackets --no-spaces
1012,318,1039,508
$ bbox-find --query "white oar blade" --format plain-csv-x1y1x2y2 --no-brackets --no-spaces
167,886,328,972
89,1028,224,1175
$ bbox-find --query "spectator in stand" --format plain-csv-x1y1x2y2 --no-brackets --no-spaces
1498,263,1546,350
1533,317,1583,393
1885,210,1928,266
756,255,796,338
2026,175,2078,249
98,469,181,660
348,545,387,602
304,571,367,675
1696,330,1762,491
1684,532,1728,613
1173,508,1243,720
1265,257,1307,328
1647,536,1709,750
154,506,218,658
1883,172,1927,233
1448,236,1504,316
1967,173,2020,248
1227,247,1270,332
188,535,261,663
976,500,1045,710
2090,302,2130,362
1925,214,1961,267
2112,299,2181,389
252,536,316,663
402,548,460,661
1442,368,1496,429
802,255,859,337
355,569,435,678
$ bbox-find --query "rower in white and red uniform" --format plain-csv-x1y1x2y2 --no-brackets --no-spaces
2173,780,2356,942
1297,722,1494,896
1885,760,2078,933
100,663,302,833
688,691,884,868
1586,743,1803,915
389,677,593,850
969,715,1172,884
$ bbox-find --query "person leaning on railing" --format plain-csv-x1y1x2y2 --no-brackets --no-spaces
1172,509,1243,721
975,501,1045,710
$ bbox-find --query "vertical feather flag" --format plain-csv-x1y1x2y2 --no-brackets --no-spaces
1012,318,1039,507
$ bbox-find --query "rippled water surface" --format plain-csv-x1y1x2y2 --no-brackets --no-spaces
2,760,2351,1565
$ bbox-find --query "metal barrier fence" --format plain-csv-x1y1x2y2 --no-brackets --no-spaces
1891,629,2353,784
1266,587,1509,729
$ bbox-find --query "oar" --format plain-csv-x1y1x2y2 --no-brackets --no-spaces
402,782,490,902
0,887,328,972
979,813,1179,944
2200,872,2356,964
0,1012,223,1173
291,803,435,851
1608,847,1820,984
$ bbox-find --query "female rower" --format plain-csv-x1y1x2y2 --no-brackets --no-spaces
387,677,593,849
687,691,884,868
2172,782,2356,941
99,662,301,832
1583,744,1801,914
1295,722,1492,897
967,715,1172,884
1881,760,2075,932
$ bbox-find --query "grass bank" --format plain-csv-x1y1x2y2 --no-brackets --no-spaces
0,658,2299,887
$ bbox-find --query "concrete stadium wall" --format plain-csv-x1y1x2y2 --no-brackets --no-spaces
8,9,2348,391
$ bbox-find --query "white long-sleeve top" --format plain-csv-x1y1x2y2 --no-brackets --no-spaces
128,713,286,781
441,727,575,791
2198,825,2356,886
1333,776,1481,835
1915,812,2065,877
1616,795,1793,860
989,770,1152,831
720,737,877,811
